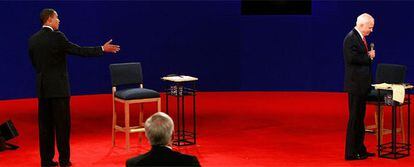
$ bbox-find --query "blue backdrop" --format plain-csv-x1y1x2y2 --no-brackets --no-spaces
1,1,414,100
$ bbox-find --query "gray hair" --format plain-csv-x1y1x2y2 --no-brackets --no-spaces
356,13,374,26
145,112,174,146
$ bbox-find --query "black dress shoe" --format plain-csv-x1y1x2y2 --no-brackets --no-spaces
59,161,72,167
362,152,375,157
345,153,368,160
41,161,58,167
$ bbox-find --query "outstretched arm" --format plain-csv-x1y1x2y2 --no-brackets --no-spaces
56,31,120,56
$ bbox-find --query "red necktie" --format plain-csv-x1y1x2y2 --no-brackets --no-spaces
362,37,368,52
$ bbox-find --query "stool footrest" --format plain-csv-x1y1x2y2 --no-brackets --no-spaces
115,125,145,133
365,127,403,135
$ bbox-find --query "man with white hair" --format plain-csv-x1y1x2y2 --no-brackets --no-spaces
126,112,200,166
343,13,376,160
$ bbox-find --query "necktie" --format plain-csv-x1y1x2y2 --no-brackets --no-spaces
362,37,368,52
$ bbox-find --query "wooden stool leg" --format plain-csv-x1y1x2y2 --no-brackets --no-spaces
139,104,144,143
140,104,144,127
375,105,384,145
380,106,384,145
400,106,406,143
125,103,130,150
375,106,379,144
157,98,161,112
112,100,116,146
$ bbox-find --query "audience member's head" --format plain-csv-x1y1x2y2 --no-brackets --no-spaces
127,112,200,166
144,112,174,146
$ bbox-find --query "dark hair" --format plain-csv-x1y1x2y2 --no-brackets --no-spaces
40,8,56,24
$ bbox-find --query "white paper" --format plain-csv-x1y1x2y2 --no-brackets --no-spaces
161,75,198,82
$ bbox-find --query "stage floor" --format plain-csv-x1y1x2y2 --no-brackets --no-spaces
1,92,414,166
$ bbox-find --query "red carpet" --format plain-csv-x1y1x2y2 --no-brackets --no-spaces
1,91,414,166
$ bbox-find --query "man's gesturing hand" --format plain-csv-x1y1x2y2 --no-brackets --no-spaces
103,39,120,53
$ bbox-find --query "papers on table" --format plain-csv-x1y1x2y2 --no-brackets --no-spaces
161,75,198,82
372,83,413,103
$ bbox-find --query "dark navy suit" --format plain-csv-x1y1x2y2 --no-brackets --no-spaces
126,145,200,167
29,27,103,164
343,28,373,158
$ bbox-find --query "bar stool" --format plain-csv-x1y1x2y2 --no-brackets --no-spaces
109,62,161,150
365,63,407,144
366,102,406,144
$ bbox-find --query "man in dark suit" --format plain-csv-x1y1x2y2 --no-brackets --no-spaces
343,13,376,160
126,112,200,167
29,9,120,167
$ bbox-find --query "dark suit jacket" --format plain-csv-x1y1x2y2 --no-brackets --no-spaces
343,28,372,96
126,145,200,167
29,27,103,98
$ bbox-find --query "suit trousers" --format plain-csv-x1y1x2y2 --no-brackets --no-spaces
38,97,71,164
345,93,367,157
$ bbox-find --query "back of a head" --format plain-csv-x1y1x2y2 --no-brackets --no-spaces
145,112,174,146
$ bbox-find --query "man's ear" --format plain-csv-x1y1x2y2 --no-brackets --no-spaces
46,17,52,24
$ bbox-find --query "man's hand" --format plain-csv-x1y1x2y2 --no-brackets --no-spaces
103,39,120,53
368,50,375,60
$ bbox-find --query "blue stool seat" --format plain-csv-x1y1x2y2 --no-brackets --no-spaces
115,88,160,100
